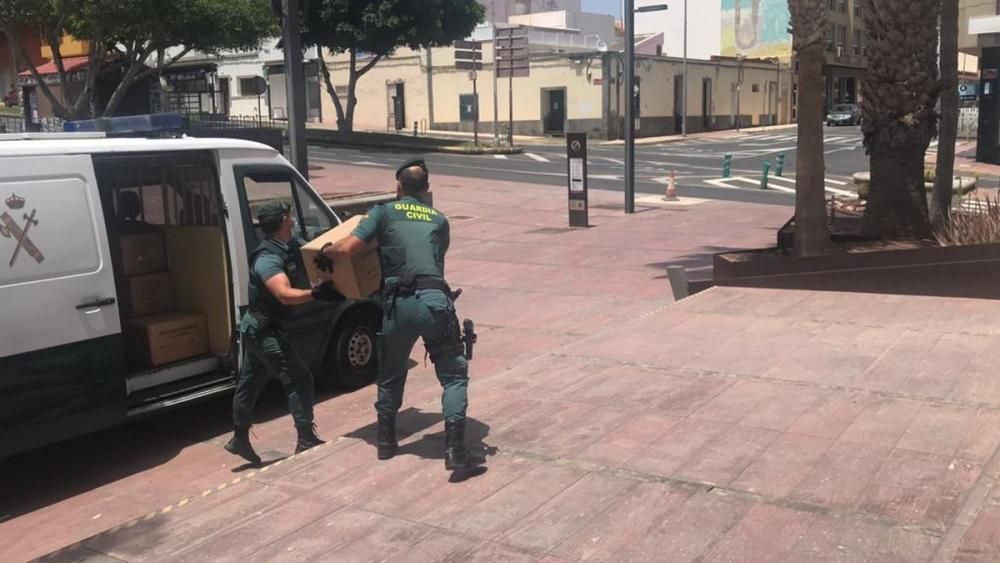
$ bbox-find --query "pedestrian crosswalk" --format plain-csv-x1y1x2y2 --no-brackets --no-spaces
703,175,856,197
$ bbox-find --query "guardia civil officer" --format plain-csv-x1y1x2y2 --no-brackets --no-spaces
316,159,471,470
225,201,344,465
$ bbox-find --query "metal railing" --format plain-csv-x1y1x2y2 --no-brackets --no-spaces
186,114,285,131
0,115,65,133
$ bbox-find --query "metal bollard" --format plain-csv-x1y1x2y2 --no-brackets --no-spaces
775,153,785,177
722,154,732,178
761,161,771,190
413,121,418,137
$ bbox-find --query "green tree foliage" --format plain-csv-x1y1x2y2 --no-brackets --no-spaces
300,0,485,132
0,0,275,119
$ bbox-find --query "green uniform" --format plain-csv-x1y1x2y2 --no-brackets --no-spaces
232,237,315,430
353,196,469,423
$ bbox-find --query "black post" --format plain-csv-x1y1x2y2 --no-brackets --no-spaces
282,0,309,179
508,72,514,146
977,49,1000,164
473,75,479,145
566,132,589,227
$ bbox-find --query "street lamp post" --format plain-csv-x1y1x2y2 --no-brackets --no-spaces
625,3,669,214
681,0,687,137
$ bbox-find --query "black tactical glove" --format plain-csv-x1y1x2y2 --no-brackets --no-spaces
313,242,335,273
311,282,344,302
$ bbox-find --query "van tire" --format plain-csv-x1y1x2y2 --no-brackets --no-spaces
325,308,379,390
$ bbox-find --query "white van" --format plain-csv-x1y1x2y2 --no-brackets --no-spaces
0,133,381,458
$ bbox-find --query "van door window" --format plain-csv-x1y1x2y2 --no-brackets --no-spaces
237,167,333,244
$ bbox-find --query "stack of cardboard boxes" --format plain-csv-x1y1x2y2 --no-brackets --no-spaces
117,231,209,368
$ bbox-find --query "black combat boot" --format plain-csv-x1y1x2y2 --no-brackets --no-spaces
444,419,468,470
225,427,261,465
295,424,326,453
377,414,398,460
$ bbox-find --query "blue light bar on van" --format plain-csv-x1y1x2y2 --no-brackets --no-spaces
63,113,185,135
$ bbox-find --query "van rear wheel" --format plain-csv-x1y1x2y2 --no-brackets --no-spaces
325,308,379,389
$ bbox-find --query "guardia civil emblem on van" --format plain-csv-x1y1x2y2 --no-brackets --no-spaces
1,193,45,267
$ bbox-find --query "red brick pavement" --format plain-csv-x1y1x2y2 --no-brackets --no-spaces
6,165,1000,562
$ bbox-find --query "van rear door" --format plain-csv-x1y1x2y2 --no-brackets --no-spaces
0,154,126,455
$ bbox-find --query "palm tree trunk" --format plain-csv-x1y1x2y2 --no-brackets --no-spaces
788,0,829,255
931,0,959,233
861,0,941,239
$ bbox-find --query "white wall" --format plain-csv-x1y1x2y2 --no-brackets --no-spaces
635,0,721,60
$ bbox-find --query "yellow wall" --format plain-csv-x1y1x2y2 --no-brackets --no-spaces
40,35,90,59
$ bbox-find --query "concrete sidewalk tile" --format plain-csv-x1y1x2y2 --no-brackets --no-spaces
672,425,781,486
322,511,434,562
494,401,596,453
737,384,824,431
701,503,816,563
653,374,734,417
170,495,337,562
399,456,535,526
389,530,480,563
459,541,542,562
313,449,430,507
858,449,981,529
79,481,285,561
896,404,986,459
240,506,385,562
786,390,871,440
499,472,636,552
949,365,1000,408
440,464,587,539
689,380,787,425
849,330,941,392
765,325,902,387
578,413,682,466
872,527,940,563
731,432,834,498
791,440,893,511
539,406,635,459
684,318,825,377
628,491,751,562
784,515,887,562
549,481,693,561
627,417,731,478
250,441,372,492
954,505,1000,562
837,397,923,449
905,332,980,401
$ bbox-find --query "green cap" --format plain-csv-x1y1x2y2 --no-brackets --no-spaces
256,200,291,221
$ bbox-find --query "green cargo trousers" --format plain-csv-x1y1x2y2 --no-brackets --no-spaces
232,324,315,429
377,289,469,422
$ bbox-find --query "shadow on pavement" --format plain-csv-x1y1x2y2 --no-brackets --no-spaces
0,382,355,523
343,407,497,470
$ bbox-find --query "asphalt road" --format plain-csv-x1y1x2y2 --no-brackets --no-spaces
307,125,913,207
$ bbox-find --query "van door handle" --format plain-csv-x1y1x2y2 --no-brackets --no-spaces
76,297,116,310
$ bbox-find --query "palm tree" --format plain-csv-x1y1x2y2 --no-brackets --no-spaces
788,0,829,255
931,0,959,232
861,0,941,239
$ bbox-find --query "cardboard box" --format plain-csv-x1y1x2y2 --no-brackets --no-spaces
122,271,175,318
126,312,208,368
301,215,382,299
119,231,167,276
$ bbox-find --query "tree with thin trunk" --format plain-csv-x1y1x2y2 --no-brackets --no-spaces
0,0,275,119
861,0,941,239
788,0,829,255
301,0,484,133
931,0,959,233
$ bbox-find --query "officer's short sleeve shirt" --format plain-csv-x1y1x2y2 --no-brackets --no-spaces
352,204,386,244
253,251,286,283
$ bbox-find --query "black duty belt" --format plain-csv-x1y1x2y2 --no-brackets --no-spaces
383,276,456,319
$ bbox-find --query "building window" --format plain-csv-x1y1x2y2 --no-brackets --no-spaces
838,26,847,52
855,1,862,17
826,24,835,52
839,0,847,13
238,76,266,97
828,0,836,10
853,30,862,56
752,83,760,93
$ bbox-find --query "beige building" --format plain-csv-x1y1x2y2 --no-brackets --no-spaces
321,44,794,140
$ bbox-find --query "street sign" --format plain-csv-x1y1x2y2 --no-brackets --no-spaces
566,133,589,228
960,83,978,101
456,60,484,70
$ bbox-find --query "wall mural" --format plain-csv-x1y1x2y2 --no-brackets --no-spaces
721,0,793,60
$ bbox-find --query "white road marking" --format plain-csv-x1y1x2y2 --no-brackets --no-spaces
355,161,390,167
599,157,625,164
494,154,508,159
525,152,551,162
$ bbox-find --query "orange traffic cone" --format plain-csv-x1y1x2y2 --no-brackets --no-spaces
664,170,679,201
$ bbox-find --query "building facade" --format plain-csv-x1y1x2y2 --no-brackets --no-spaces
321,43,793,139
